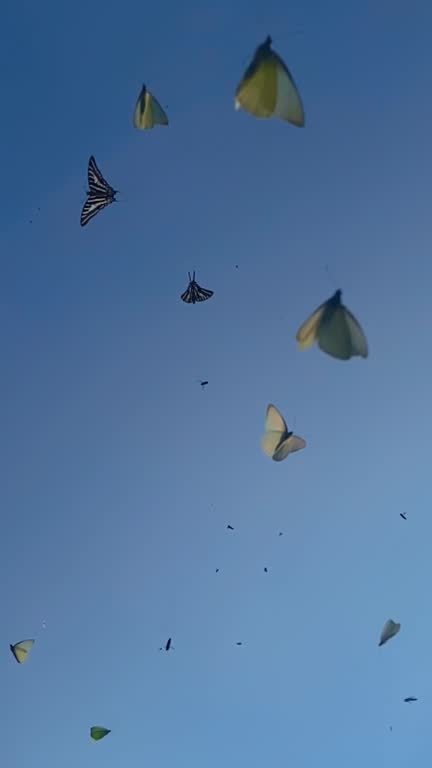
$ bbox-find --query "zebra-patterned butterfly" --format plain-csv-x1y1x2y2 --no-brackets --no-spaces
80,156,118,227
180,272,214,304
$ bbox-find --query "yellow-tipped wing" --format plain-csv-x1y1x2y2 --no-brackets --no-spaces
262,404,306,461
10,639,35,663
296,300,328,350
133,86,168,129
235,37,304,126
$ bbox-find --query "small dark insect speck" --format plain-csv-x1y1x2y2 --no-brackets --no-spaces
278,532,283,536
264,567,268,573
160,637,172,652
216,568,219,573
200,380,209,389
236,642,242,646
227,525,234,530
400,513,407,520
404,697,418,703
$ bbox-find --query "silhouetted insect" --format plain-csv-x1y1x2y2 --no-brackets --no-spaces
404,697,418,703
216,568,220,573
278,532,283,536
400,513,407,520
199,381,209,389
227,525,234,530
264,567,268,573
80,156,118,227
236,642,242,646
180,272,213,304
160,637,173,652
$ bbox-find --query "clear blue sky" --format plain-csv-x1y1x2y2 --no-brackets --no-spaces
1,1,432,765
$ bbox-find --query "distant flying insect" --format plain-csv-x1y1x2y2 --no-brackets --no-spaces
236,642,243,646
227,525,234,530
133,84,168,129
379,619,401,647
296,290,368,360
80,156,118,227
180,272,214,304
264,567,268,572
160,637,173,652
235,35,305,126
199,380,209,389
262,404,306,462
90,727,111,741
278,532,283,536
10,639,35,664
400,513,407,520
404,697,418,703
216,568,220,573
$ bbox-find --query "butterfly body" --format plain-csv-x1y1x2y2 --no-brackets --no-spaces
80,156,118,227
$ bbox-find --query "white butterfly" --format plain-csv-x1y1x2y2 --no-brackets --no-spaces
296,289,368,360
261,404,306,462
379,619,400,646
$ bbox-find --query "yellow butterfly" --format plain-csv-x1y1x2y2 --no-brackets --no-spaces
296,290,368,360
133,85,168,129
262,404,306,461
10,639,35,663
235,36,304,126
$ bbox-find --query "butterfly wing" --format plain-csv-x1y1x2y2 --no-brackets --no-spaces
318,305,367,360
87,156,111,195
181,280,213,304
379,620,400,646
10,639,35,663
80,197,113,227
296,299,329,349
235,46,277,118
272,53,304,126
273,434,306,461
261,404,288,458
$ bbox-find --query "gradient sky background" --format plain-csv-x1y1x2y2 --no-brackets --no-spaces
1,0,432,766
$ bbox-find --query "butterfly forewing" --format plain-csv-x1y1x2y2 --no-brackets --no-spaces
180,275,214,304
81,156,117,227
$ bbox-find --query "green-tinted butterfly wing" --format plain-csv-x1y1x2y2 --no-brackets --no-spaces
90,726,111,741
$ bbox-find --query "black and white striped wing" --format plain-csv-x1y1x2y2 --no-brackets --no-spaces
87,156,115,196
80,196,114,227
181,280,214,304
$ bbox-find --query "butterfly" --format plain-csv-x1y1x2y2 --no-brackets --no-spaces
180,272,214,304
80,156,118,227
379,619,400,647
133,84,169,129
90,727,111,741
10,639,35,663
235,35,304,126
261,404,306,462
296,289,368,360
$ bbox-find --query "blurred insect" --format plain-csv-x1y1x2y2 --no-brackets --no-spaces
216,568,220,573
296,290,368,360
400,513,407,520
278,532,284,536
10,639,35,664
227,525,234,530
181,272,214,304
199,380,209,389
160,637,173,652
235,36,305,127
90,727,111,741
80,156,118,227
236,642,243,646
264,567,268,573
404,697,418,703
379,619,400,646
133,84,168,129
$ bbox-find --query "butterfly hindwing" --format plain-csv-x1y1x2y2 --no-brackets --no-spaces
10,639,35,663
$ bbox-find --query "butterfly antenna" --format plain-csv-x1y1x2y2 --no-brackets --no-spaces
323,263,338,290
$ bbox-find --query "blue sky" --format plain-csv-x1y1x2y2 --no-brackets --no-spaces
1,0,432,765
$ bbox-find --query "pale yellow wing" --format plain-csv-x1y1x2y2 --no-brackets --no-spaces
318,305,368,360
10,639,35,663
273,53,305,126
296,300,328,349
273,434,306,462
235,39,278,118
379,619,400,646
